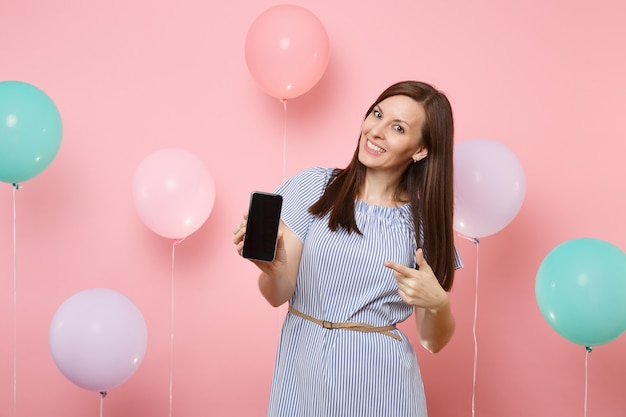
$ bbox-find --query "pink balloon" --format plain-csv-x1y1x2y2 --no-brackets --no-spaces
454,139,526,238
132,148,215,240
49,288,148,392
245,5,330,100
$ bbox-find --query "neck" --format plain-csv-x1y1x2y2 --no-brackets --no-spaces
359,171,405,207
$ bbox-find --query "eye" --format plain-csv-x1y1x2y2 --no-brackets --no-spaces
393,124,405,134
373,110,382,118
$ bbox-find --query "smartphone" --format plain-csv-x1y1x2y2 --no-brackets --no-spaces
242,191,283,261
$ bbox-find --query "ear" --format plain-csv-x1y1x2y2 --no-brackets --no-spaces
412,146,428,162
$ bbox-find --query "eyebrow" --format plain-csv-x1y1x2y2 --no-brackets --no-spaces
375,105,410,127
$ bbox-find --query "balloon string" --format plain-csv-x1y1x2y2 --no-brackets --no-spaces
277,99,288,331
280,99,287,181
100,391,107,417
457,233,480,417
584,346,592,417
169,239,182,417
12,183,21,417
471,238,479,417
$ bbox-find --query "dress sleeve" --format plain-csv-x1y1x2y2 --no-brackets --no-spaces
274,167,331,242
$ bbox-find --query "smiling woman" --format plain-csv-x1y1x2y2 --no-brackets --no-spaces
358,95,428,176
233,80,462,417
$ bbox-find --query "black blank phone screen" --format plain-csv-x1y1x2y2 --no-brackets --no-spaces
242,192,283,261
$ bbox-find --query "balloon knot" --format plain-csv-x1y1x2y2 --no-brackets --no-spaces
585,346,593,353
456,233,480,245
12,183,21,190
173,237,186,246
100,391,107,398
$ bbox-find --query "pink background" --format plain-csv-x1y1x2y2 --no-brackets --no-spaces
1,0,625,416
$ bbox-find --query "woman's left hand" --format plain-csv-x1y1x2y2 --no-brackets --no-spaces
384,249,449,313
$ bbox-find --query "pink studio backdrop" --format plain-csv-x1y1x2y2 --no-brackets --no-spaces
1,0,625,416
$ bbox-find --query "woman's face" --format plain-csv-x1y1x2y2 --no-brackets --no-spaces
358,95,427,173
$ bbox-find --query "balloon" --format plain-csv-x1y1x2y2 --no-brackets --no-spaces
535,238,626,347
453,138,526,238
132,148,215,240
245,5,330,100
0,80,63,183
49,288,148,392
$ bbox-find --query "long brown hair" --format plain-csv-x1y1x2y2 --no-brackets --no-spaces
309,81,456,291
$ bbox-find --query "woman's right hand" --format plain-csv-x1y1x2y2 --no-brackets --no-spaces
233,215,300,307
232,213,248,255
232,214,287,277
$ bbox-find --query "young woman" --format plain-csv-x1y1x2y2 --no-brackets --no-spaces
233,80,462,417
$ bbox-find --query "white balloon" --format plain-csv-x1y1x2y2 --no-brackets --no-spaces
454,138,526,238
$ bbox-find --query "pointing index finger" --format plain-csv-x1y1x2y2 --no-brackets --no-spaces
384,260,413,275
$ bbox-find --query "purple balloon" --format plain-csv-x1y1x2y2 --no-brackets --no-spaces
454,139,526,238
49,288,148,392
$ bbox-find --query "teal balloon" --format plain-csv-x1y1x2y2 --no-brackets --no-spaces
535,238,626,347
0,81,63,183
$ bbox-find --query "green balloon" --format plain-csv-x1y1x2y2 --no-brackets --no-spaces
535,238,626,347
0,81,63,183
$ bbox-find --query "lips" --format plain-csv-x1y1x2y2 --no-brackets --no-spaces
366,139,386,154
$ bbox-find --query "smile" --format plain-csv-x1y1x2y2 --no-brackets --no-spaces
366,139,386,154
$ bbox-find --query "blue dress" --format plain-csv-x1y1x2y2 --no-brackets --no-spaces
269,167,448,417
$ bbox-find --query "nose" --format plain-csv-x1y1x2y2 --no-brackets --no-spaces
369,121,385,139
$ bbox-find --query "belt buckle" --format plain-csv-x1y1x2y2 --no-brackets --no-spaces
322,320,334,329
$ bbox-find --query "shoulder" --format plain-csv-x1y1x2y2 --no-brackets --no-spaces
275,167,335,240
284,167,334,191
291,166,334,181
276,167,336,207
